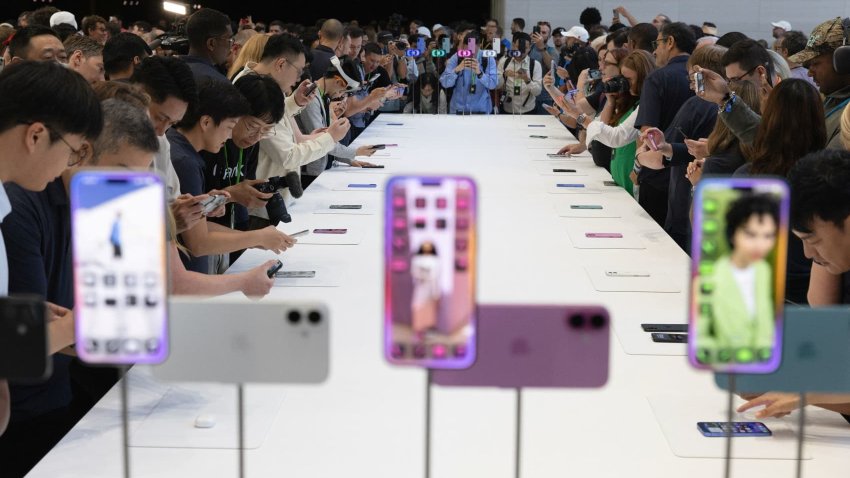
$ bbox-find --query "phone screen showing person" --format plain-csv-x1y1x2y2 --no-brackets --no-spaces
70,171,169,365
384,176,477,369
689,178,789,373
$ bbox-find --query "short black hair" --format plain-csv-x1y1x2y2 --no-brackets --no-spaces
566,46,599,81
232,74,284,124
8,25,59,59
512,18,525,30
579,8,602,28
790,149,850,233
363,42,383,56
629,23,657,52
261,34,304,62
725,194,780,249
52,23,78,42
463,30,481,45
104,32,152,78
513,32,531,43
0,61,102,141
186,8,230,50
269,20,285,30
607,29,630,48
348,27,365,39
781,30,808,56
131,56,198,106
178,78,250,129
82,15,106,35
722,39,775,80
716,32,749,49
689,24,705,40
661,22,696,54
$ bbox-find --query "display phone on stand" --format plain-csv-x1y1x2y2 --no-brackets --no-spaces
689,177,789,373
0,296,50,380
384,176,477,369
432,304,609,388
70,170,169,365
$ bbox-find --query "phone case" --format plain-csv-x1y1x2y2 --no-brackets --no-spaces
697,422,771,437
277,271,317,279
313,229,347,234
689,178,789,374
266,260,283,278
155,299,329,384
348,183,377,188
432,304,609,388
384,176,477,369
586,233,623,238
571,205,603,210
329,205,363,209
0,296,50,380
652,333,688,343
70,171,169,365
641,323,688,333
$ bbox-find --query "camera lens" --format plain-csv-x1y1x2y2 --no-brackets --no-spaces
287,310,301,324
308,310,322,324
568,314,585,329
590,315,606,329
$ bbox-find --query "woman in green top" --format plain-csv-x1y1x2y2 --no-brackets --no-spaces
696,194,779,364
571,49,656,195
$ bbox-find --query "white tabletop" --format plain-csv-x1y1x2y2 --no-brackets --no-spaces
27,114,850,477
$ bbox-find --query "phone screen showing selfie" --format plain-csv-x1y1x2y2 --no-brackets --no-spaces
70,171,169,365
689,178,789,373
384,176,477,369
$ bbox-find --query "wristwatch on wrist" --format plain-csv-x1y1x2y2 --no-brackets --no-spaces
576,113,587,128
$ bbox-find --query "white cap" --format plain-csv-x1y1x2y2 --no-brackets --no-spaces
417,26,432,38
771,21,792,31
565,26,589,43
49,11,77,29
432,24,445,34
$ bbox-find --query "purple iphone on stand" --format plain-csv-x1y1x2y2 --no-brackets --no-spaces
432,304,610,388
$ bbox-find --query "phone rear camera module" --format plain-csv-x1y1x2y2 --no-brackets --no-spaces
590,315,606,329
308,310,322,324
287,310,302,324
568,314,585,329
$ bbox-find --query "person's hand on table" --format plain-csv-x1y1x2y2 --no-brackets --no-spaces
239,260,277,299
355,145,378,157
737,392,800,419
351,160,377,167
558,143,587,155
225,179,273,209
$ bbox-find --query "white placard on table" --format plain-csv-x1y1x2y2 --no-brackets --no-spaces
584,266,681,293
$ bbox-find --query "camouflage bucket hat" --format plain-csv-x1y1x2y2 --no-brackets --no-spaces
789,17,847,65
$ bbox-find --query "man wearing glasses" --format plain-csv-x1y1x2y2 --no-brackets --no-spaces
183,8,232,83
633,22,696,226
721,39,778,104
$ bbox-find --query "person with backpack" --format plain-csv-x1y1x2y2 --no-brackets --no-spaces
497,32,542,114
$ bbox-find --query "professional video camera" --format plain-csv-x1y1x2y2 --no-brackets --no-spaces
151,19,189,55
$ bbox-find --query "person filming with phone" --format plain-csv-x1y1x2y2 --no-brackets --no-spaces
439,31,498,114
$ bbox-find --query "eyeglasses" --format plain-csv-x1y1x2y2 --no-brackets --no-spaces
650,37,669,50
48,128,86,166
215,35,234,47
283,60,304,78
727,65,761,83
243,120,276,139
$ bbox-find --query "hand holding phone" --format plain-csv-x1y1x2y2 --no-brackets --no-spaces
266,260,284,278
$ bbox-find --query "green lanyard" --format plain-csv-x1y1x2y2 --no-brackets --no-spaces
222,146,244,229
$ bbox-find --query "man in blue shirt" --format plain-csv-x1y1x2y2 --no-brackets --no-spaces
633,22,696,226
529,21,560,114
440,32,499,114
182,8,231,83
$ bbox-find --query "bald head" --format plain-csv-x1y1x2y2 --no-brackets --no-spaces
320,19,344,48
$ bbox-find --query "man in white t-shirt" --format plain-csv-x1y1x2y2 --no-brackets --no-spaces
0,62,103,436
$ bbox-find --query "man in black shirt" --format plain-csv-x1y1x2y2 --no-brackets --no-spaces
633,22,696,226
309,19,345,81
182,8,231,83
0,99,154,477
736,149,850,422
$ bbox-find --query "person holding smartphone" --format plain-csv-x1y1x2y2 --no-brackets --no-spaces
439,31,499,114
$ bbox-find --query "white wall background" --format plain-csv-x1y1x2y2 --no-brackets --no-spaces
496,0,850,43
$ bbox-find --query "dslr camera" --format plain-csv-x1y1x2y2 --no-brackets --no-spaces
601,76,630,94
253,172,303,226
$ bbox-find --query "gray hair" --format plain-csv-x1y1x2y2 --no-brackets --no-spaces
766,49,792,80
92,98,158,162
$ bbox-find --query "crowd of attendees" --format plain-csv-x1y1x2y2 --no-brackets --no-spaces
2,4,850,476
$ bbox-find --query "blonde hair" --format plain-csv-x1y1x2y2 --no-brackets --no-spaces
841,102,850,150
227,34,269,79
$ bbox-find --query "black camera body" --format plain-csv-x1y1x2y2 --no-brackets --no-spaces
254,176,292,226
601,76,630,94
